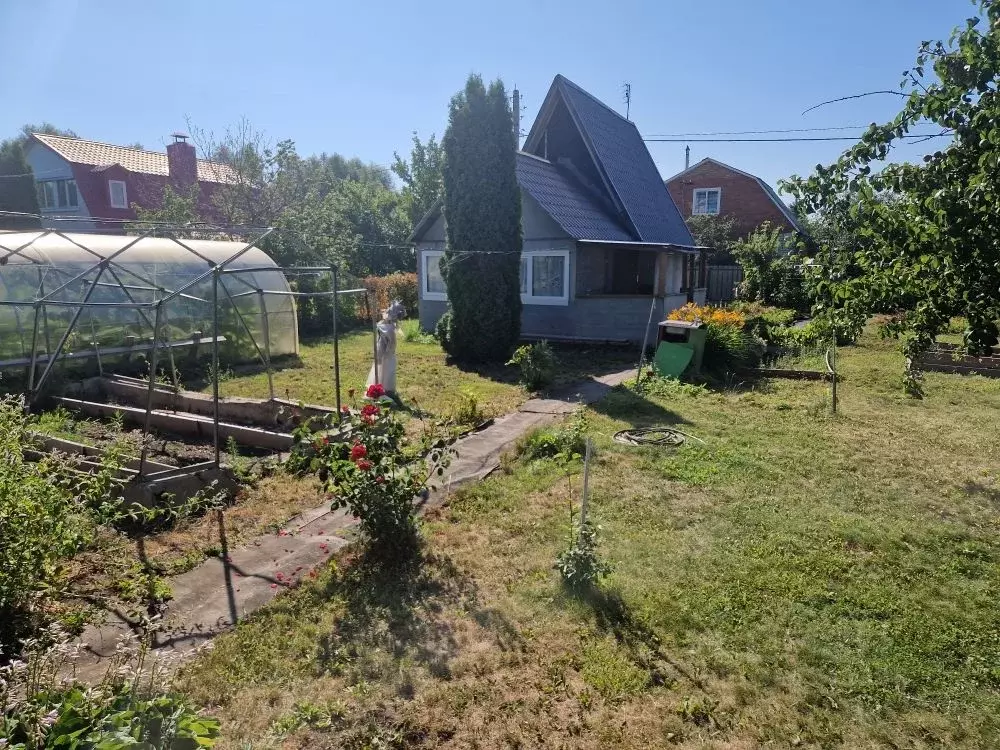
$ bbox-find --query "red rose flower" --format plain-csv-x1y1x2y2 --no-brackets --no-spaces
375,475,385,484
362,414,375,425
366,383,386,399
340,406,351,415
355,458,373,471
322,436,330,445
360,403,379,417
350,443,367,460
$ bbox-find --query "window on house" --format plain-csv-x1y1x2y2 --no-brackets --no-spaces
521,249,569,305
692,187,721,215
422,251,447,300
37,179,79,210
109,180,128,209
610,250,657,295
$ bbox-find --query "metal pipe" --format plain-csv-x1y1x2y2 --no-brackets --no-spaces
226,287,367,300
158,227,274,305
258,290,274,401
31,263,108,401
369,291,379,386
39,229,158,302
219,265,335,274
212,270,221,467
332,267,341,421
218,280,271,386
26,303,40,392
138,303,163,479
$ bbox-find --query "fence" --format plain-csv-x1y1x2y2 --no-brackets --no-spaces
706,265,743,303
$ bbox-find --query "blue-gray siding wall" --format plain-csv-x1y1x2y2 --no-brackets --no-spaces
416,190,704,344
24,143,96,231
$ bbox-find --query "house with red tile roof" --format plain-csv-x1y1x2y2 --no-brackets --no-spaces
25,132,236,232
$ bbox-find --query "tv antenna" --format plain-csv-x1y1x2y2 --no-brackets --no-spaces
623,82,632,120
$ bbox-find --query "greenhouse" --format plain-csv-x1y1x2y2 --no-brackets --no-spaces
0,230,300,395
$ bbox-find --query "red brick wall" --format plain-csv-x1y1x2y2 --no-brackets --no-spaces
666,161,795,238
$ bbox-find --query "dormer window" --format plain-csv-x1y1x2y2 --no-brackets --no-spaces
109,180,128,209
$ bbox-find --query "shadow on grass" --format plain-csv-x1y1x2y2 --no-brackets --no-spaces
962,479,1000,508
582,585,704,691
589,384,693,425
446,343,637,390
316,542,523,680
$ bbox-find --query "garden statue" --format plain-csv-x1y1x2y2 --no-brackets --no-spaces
367,299,406,393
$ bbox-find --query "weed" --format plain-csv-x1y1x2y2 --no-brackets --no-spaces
449,389,487,427
508,340,558,390
399,319,435,344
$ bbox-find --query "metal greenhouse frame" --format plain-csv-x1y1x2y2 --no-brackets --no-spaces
0,216,372,483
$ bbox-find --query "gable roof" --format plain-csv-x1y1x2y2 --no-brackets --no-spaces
515,152,633,242
523,75,694,247
665,157,804,233
30,133,236,184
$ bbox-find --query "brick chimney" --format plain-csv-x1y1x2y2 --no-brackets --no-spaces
166,132,197,188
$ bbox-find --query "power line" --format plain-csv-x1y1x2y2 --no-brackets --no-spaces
643,124,940,137
643,133,953,143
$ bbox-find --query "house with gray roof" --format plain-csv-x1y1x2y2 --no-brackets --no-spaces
412,74,705,344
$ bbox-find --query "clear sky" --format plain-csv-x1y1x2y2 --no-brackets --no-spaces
0,0,974,194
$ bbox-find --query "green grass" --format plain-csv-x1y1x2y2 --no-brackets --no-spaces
208,328,636,420
178,327,1000,748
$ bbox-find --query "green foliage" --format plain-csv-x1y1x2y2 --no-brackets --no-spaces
288,386,452,548
507,341,557,391
0,397,122,647
732,223,810,313
517,411,588,462
555,521,611,590
685,214,740,263
128,184,200,232
392,132,444,229
782,2,1000,387
434,309,453,349
399,319,435,344
362,273,418,318
440,74,523,362
449,389,486,426
703,322,764,373
1,630,219,749
732,302,799,345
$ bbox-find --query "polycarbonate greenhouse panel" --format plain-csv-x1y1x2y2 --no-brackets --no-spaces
0,232,299,365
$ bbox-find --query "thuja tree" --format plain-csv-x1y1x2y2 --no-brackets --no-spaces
783,2,1000,392
438,74,522,362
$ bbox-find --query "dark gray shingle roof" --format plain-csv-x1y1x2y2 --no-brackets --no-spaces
515,152,632,242
554,76,694,246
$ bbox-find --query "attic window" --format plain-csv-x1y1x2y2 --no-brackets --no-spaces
109,180,128,209
692,188,721,215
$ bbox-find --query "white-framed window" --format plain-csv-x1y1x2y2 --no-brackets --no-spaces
36,179,79,210
521,249,570,305
421,250,447,301
109,180,128,209
692,187,721,215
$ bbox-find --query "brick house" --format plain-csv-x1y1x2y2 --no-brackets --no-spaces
664,157,803,239
25,132,235,232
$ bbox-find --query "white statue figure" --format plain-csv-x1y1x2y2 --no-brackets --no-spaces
366,300,406,393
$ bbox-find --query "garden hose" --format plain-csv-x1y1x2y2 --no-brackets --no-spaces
612,427,698,447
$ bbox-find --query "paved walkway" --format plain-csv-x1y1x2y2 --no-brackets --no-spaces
72,368,633,679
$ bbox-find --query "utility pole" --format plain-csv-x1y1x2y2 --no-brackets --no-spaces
512,87,521,149
623,82,632,120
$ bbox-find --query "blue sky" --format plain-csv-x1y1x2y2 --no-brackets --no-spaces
0,0,974,194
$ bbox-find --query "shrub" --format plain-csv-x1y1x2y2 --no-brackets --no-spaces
289,384,451,549
361,273,418,319
449,389,486,426
731,222,810,313
516,411,587,462
507,341,558,391
703,322,764,372
731,302,799,345
434,309,453,350
556,521,612,590
1,628,219,749
440,74,523,362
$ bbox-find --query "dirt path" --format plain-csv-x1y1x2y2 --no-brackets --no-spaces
72,368,633,680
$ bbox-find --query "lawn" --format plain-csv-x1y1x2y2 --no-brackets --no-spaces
210,329,637,420
172,330,998,747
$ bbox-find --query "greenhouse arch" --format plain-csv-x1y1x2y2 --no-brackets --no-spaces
0,229,304,398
